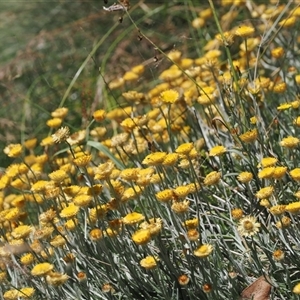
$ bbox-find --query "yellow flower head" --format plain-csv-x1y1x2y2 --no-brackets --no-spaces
285,202,300,214
256,186,273,199
123,212,145,225
160,89,179,104
48,169,68,183
231,208,243,220
239,129,258,143
4,144,23,158
132,229,151,245
142,152,167,166
11,225,32,239
155,189,174,202
140,256,159,269
183,218,199,229
120,168,139,181
20,253,35,265
259,157,278,168
60,203,79,219
73,154,92,167
293,282,300,294
31,262,54,276
187,229,200,241
269,205,286,216
46,272,69,286
46,117,62,128
175,143,194,155
51,107,68,119
89,229,103,241
171,200,190,213
290,168,300,181
235,25,255,38
162,153,179,166
273,249,285,261
280,136,300,148
194,244,213,258
258,167,275,179
204,171,221,186
209,145,226,157
237,171,253,183
93,109,106,122
73,195,92,207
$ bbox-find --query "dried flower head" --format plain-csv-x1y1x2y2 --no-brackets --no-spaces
194,244,213,258
237,215,260,237
52,126,70,143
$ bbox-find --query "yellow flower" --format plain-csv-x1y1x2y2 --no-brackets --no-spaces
194,244,213,258
250,116,257,124
155,189,174,202
73,154,92,167
4,207,20,221
269,205,286,216
162,153,179,166
4,144,23,158
293,116,300,127
123,212,145,225
209,145,226,156
173,185,192,198
273,249,284,261
258,167,275,179
277,103,291,110
51,107,68,119
235,25,255,37
237,215,260,237
271,47,284,59
123,71,138,82
159,68,182,81
285,202,300,214
142,152,167,165
256,186,273,199
60,203,79,219
171,200,190,213
239,129,258,143
183,218,199,229
3,289,19,300
93,109,106,122
50,235,66,248
293,282,300,294
140,256,159,269
20,253,35,265
108,77,124,90
132,229,151,245
73,194,92,207
273,82,287,93
89,205,107,222
46,272,69,286
46,117,62,128
258,157,277,168
175,143,194,155
48,169,68,183
231,208,243,220
11,225,32,239
259,199,271,208
19,287,35,298
160,89,179,104
120,168,139,181
31,262,54,276
65,219,78,231
204,171,221,186
279,16,296,28
187,229,200,241
89,228,103,241
237,172,253,183
40,136,54,147
290,168,300,181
